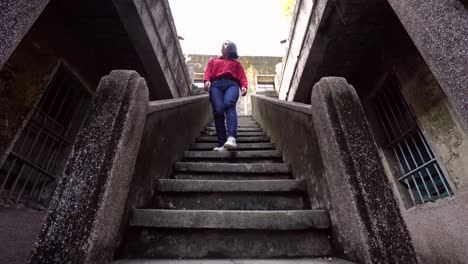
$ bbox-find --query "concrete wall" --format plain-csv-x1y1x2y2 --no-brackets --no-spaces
386,0,468,131
0,0,50,69
251,95,326,209
113,0,192,99
28,70,148,264
252,82,419,264
360,17,468,264
0,4,106,169
124,95,211,210
187,54,282,115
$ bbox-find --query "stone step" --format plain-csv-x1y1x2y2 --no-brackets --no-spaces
114,258,356,264
154,179,307,210
129,209,330,230
201,131,266,136
173,173,292,180
183,150,282,159
196,136,270,143
122,224,331,258
209,122,258,126
189,143,275,150
154,192,307,210
205,127,263,132
175,162,291,174
157,179,305,192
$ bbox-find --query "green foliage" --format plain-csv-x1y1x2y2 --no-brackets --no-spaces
280,0,296,17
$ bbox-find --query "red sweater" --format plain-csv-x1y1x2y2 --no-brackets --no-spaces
204,57,248,89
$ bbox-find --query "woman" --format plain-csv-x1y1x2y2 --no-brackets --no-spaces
204,40,248,152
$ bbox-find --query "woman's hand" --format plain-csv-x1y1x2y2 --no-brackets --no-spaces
241,87,247,96
204,81,211,91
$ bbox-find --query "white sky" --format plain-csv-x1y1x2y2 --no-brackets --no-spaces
168,0,291,57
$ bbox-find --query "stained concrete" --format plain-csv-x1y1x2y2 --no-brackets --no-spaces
113,0,191,98
0,0,49,69
126,95,211,210
0,207,45,264
251,95,327,211
310,77,419,263
130,209,330,230
113,259,356,264
386,0,468,130
121,228,332,259
27,70,149,264
175,162,291,174
156,179,304,192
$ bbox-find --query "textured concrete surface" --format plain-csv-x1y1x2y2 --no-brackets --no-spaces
251,95,327,210
183,150,282,159
386,0,468,130
175,162,291,174
402,188,468,264
197,136,269,143
0,0,49,69
0,207,45,264
130,209,330,230
311,77,418,263
113,258,356,264
157,179,304,192
189,143,275,150
113,0,191,99
121,228,332,259
154,192,306,210
126,95,211,209
28,70,149,264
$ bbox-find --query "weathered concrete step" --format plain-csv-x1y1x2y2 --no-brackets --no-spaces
184,150,282,159
175,162,291,174
157,179,305,192
205,127,263,132
206,123,259,128
197,136,270,143
173,173,292,180
130,209,329,230
202,131,266,136
114,258,356,264
189,143,275,150
154,192,307,210
155,179,306,210
121,228,331,258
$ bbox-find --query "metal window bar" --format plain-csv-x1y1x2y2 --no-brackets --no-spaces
374,77,452,206
0,65,89,207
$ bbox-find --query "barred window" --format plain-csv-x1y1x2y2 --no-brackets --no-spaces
374,77,453,206
0,64,91,207
255,75,275,92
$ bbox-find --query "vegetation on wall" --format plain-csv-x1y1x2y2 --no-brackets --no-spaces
280,0,296,17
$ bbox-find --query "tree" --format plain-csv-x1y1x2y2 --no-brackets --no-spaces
280,0,296,17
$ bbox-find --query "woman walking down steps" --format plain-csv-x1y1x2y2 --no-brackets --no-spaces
203,40,248,152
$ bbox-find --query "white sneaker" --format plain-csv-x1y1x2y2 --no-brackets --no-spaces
213,146,226,152
223,137,237,149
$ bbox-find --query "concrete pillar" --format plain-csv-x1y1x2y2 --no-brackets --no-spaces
386,0,468,130
311,77,419,263
0,0,49,69
28,70,148,264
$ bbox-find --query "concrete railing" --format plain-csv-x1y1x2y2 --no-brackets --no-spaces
27,70,212,264
28,70,149,264
126,94,211,210
252,77,419,264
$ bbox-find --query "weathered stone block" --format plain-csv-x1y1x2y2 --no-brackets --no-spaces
310,77,419,263
28,70,149,264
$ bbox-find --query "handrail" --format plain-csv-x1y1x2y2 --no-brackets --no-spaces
148,94,208,114
251,94,312,115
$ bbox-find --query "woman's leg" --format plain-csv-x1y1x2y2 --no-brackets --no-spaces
223,83,239,139
209,83,227,147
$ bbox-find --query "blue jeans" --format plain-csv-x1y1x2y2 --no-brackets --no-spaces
209,79,239,147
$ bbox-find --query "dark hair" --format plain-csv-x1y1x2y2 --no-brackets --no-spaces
229,52,239,59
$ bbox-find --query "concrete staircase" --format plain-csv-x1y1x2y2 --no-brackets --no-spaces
115,116,354,264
